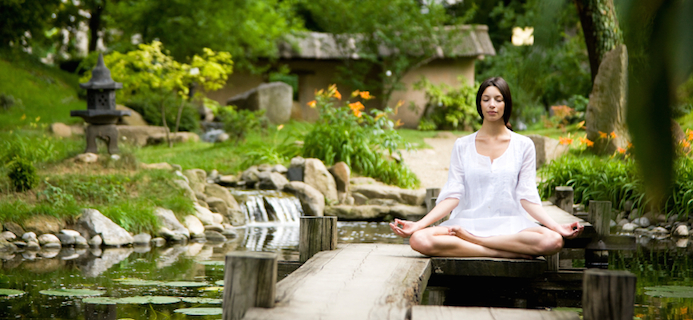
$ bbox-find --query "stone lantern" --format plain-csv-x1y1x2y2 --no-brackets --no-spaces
71,53,130,154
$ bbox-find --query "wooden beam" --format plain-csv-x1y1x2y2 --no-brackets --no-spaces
223,251,278,320
588,201,612,236
299,216,337,262
582,269,636,320
554,186,574,214
412,305,580,320
431,257,546,278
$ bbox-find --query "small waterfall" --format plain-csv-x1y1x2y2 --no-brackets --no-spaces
229,189,303,224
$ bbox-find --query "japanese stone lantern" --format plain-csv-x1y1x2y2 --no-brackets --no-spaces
71,53,130,154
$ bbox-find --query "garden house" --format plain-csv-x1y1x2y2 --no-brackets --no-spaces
204,25,495,128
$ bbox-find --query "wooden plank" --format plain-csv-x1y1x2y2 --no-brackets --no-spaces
412,306,580,320
243,244,431,320
431,257,546,278
223,252,278,320
299,216,337,262
583,269,636,320
554,186,574,214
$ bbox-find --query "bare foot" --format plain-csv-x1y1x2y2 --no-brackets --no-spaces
448,226,479,244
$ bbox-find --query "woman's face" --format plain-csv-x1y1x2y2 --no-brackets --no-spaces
480,85,505,122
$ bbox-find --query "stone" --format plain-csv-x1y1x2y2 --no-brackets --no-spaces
184,169,207,193
173,179,197,202
0,239,17,252
89,235,103,247
194,203,217,225
284,181,325,216
628,208,640,220
22,232,38,243
389,205,428,220
227,209,246,227
329,162,351,193
201,129,227,143
212,213,223,224
116,125,168,147
80,247,133,277
133,233,152,245
116,104,148,126
585,44,630,155
205,184,240,210
218,175,239,187
146,131,200,145
199,105,215,122
206,197,228,214
226,82,293,124
4,222,23,237
1,231,16,241
78,209,134,247
75,153,99,163
23,215,63,235
26,241,40,251
207,169,220,183
351,184,426,206
290,156,306,168
272,164,288,174
617,218,629,227
634,217,651,228
140,162,174,170
57,233,75,246
258,171,289,190
154,207,190,240
39,248,60,258
352,192,368,205
304,158,338,203
241,166,261,186
204,224,224,233
368,198,399,206
204,230,226,242
258,163,272,172
673,224,689,237
69,124,86,136
622,223,638,232
350,177,378,185
38,234,61,248
151,237,166,247
651,226,669,235
656,214,667,223
222,228,238,238
50,122,72,138
286,167,304,182
13,241,27,249
325,205,390,220
183,215,205,237
526,135,569,169
74,235,88,247
624,200,633,212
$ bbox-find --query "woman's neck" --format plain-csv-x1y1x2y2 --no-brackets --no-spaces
479,120,509,138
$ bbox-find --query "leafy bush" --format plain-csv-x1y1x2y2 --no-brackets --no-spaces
217,106,267,144
302,85,419,189
7,157,38,192
414,77,480,131
126,93,199,132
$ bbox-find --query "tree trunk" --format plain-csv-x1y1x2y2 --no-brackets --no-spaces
574,0,623,83
88,1,106,53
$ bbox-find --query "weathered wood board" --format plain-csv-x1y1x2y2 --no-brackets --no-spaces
412,306,581,320
243,244,431,320
431,257,546,278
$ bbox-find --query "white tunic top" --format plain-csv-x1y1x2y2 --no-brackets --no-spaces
437,131,542,237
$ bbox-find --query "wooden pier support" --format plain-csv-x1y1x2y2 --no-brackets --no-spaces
582,269,636,320
588,201,612,236
223,251,278,320
554,186,574,215
425,188,441,213
300,216,337,262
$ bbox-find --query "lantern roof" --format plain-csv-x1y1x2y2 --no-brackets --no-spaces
79,53,123,90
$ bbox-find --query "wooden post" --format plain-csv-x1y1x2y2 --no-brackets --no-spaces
547,252,560,272
582,269,636,320
554,186,574,214
223,251,278,320
425,188,441,213
300,216,337,262
589,201,612,236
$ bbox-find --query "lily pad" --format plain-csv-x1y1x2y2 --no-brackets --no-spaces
174,307,223,316
117,279,164,286
181,297,223,304
162,281,209,287
214,280,224,286
39,289,105,297
0,289,25,297
118,296,181,304
83,297,121,305
644,286,693,298
201,286,223,292
196,260,225,266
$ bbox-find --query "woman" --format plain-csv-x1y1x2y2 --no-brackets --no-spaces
390,77,583,258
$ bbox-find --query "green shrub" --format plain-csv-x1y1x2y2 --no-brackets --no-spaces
413,77,480,131
7,158,39,192
302,85,419,189
217,106,267,144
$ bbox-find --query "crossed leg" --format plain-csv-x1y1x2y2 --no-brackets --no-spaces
409,226,563,258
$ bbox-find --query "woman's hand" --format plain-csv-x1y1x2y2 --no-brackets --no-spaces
389,219,422,238
553,222,584,239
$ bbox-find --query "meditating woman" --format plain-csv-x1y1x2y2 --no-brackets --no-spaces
390,77,583,258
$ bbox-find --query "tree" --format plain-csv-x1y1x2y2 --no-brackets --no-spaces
0,0,61,48
573,0,623,82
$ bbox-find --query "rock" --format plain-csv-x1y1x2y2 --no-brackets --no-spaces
286,167,303,182
656,214,667,223
368,198,399,206
74,235,88,247
206,196,228,213
80,247,133,277
272,164,288,174
194,203,217,225
622,223,638,232
352,192,368,205
154,207,190,240
89,235,103,247
140,162,174,170
39,248,60,259
75,153,99,163
226,82,293,124
218,175,239,187
676,238,689,248
624,200,633,212
212,213,223,224
227,209,246,227
389,205,428,220
201,129,227,143
241,166,261,186
222,228,238,238
350,177,378,185
78,209,134,247
258,163,272,172
526,135,569,169
204,224,224,233
184,169,207,193
199,105,215,122
651,226,669,235
38,234,61,248
351,184,426,206
205,184,240,210
304,158,338,203
633,217,651,228
146,131,200,145
0,239,17,252
116,104,148,126
204,231,226,242
151,237,166,247
291,156,306,168
116,125,168,147
3,222,24,238
668,214,680,224
673,224,689,237
329,162,351,193
127,233,148,246
26,241,40,251
23,215,63,235
258,171,289,190
284,181,325,216
628,208,640,220
1,231,16,241
585,44,629,155
172,179,197,202
57,233,75,246
22,232,38,243
325,205,390,220
617,219,629,227
13,241,27,249
50,122,72,138
69,123,85,136
183,215,205,237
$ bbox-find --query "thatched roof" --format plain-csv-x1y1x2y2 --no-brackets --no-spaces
278,25,495,60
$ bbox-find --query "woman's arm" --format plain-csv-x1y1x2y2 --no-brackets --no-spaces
521,200,583,239
390,198,459,238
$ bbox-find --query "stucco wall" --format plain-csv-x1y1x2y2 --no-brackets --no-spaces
203,70,264,107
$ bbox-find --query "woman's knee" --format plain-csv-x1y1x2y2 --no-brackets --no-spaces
539,231,564,255
409,231,435,256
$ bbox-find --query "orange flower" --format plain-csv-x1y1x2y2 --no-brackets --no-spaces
334,89,342,100
599,131,607,139
359,91,373,100
349,101,365,117
628,142,633,149
277,124,284,131
577,120,586,129
351,90,361,98
307,100,317,108
559,137,573,145
579,137,594,147
374,113,385,120
394,119,403,127
682,140,691,148
617,147,626,154
687,129,693,141
610,131,617,139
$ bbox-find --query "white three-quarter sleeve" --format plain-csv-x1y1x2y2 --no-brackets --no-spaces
516,139,542,204
436,140,465,205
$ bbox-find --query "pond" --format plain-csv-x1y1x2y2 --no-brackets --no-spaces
1,222,692,319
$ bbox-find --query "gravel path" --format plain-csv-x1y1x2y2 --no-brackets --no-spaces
400,135,465,189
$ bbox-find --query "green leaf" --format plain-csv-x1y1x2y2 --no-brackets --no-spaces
39,289,106,297
0,289,25,297
180,297,223,304
174,307,223,316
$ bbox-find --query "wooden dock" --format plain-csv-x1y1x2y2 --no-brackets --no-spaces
412,306,580,319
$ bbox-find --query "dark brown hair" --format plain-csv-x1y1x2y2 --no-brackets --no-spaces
476,77,512,127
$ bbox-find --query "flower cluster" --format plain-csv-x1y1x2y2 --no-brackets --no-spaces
559,129,632,156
